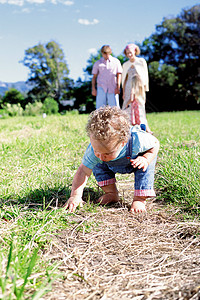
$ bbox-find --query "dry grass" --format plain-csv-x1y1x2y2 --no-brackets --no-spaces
42,179,200,300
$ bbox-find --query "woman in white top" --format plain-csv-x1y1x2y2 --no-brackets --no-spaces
122,44,152,133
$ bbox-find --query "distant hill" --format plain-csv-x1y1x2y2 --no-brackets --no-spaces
0,81,32,96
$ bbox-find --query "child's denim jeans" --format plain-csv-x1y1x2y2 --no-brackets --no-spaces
93,129,156,197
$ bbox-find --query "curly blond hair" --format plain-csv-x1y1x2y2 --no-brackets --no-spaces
86,106,130,143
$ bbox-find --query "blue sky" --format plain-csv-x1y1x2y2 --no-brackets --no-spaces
0,0,198,83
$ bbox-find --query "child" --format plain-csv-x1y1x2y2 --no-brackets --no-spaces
65,106,159,213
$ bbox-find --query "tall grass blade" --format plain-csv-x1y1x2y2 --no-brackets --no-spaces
0,241,13,295
17,248,39,299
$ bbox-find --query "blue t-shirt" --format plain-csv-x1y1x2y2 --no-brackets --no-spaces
82,126,157,170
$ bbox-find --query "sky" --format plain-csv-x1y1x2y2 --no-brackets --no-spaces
0,0,198,83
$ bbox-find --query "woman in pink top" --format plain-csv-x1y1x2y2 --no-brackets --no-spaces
122,44,152,133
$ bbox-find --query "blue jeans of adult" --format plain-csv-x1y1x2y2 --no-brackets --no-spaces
96,87,119,109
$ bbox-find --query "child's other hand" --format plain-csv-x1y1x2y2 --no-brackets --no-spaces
63,197,84,213
130,156,149,171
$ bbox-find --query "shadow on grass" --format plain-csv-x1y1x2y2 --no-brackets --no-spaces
0,185,131,213
0,186,104,210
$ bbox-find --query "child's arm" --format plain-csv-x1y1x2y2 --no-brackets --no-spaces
64,163,92,212
130,138,160,171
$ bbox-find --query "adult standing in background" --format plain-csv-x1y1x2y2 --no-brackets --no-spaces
122,43,152,133
92,45,122,109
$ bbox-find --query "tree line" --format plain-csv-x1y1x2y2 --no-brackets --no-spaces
0,4,199,115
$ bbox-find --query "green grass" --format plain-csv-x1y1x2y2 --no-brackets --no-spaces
148,111,200,218
0,110,199,298
0,113,97,299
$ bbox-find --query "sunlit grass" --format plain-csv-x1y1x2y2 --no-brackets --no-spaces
148,111,200,218
0,110,199,298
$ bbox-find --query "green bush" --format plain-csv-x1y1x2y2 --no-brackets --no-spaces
0,108,7,116
24,102,43,116
43,97,59,115
3,103,23,117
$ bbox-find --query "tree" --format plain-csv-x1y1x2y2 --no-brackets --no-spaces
1,88,25,107
147,62,178,111
73,50,102,112
83,50,102,78
73,79,95,113
43,97,59,114
140,5,200,107
21,41,71,103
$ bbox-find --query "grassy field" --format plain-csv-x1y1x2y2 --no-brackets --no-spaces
0,110,199,299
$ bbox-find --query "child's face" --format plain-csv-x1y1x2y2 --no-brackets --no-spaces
90,136,125,162
125,48,136,61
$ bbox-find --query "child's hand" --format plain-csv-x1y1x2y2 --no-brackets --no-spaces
63,196,84,213
130,156,149,171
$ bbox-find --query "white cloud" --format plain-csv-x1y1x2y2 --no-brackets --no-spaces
6,0,24,6
27,0,45,4
62,0,74,5
13,6,32,12
88,48,97,55
53,0,74,5
21,7,30,11
78,18,99,25
0,0,45,4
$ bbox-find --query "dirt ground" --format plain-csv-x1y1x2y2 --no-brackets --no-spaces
42,179,200,300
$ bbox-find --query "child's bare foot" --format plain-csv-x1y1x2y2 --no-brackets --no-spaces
130,198,146,213
96,192,120,205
